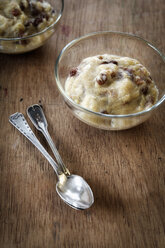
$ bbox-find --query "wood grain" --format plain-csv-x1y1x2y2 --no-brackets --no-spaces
0,0,165,247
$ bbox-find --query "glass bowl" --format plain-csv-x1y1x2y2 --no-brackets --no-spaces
0,0,64,54
55,31,165,130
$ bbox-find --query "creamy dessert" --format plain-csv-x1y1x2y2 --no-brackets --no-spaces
0,0,57,53
65,55,159,129
0,0,56,37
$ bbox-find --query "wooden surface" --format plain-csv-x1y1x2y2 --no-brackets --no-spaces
0,0,165,247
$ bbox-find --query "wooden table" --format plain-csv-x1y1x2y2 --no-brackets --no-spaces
0,0,165,247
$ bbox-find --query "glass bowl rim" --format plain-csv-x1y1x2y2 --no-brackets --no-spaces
0,0,64,41
55,31,165,119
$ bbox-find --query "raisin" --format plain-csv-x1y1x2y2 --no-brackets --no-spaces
141,86,148,95
101,61,109,64
20,2,25,11
146,78,152,84
145,96,155,106
101,60,118,65
123,68,132,73
70,68,78,76
127,68,133,74
33,17,43,27
111,72,116,78
130,74,135,81
124,68,134,81
101,110,108,114
25,20,32,27
97,73,107,85
123,100,130,105
18,29,24,37
41,12,49,21
30,4,40,16
148,96,155,104
20,40,30,45
110,60,118,65
135,79,144,85
12,8,21,16
97,80,104,85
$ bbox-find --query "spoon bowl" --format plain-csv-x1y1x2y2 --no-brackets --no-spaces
57,174,94,210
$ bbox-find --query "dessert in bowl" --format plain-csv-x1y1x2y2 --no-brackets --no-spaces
0,0,64,54
55,31,165,130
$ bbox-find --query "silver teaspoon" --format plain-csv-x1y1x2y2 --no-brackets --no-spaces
27,104,69,176
9,113,94,210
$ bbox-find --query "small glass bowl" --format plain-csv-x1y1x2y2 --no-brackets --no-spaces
55,31,165,130
0,0,64,54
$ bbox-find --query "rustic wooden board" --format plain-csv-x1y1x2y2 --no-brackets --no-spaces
0,0,165,247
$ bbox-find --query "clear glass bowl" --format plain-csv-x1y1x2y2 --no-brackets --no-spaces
55,31,165,130
0,0,64,54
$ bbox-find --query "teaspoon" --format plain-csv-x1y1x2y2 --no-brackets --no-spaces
27,104,69,176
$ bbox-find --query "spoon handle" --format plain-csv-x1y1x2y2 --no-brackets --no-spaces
27,104,70,176
9,112,63,177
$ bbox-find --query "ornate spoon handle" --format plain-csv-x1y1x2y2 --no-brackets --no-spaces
27,104,70,176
